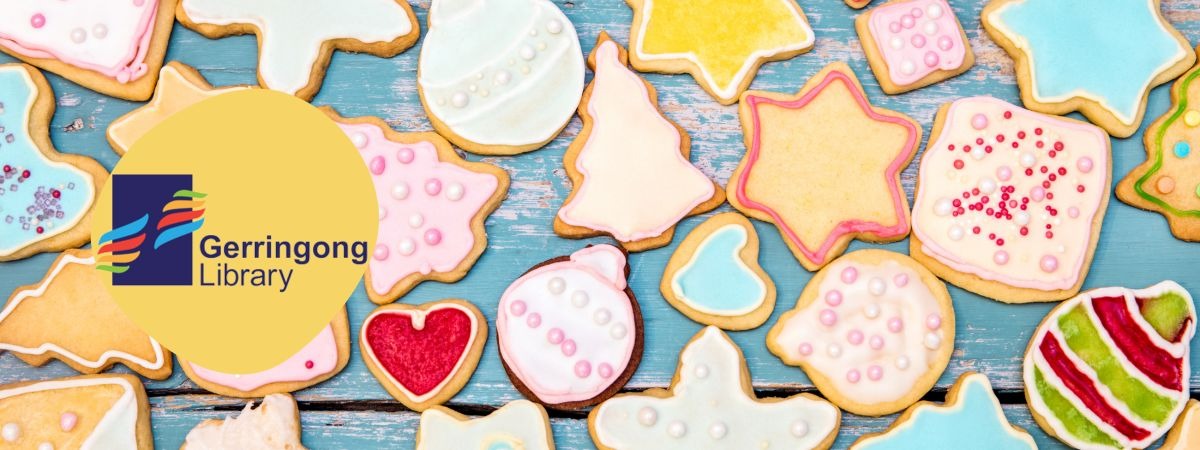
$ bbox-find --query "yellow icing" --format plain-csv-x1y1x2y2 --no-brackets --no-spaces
636,0,811,99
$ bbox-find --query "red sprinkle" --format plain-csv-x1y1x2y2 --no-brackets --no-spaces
1004,111,1013,119
973,226,981,234
305,360,314,369
953,160,964,170
997,134,1006,143
996,239,1005,246
948,144,956,151
1046,231,1054,239
1020,227,1029,236
1077,185,1085,192
1018,131,1027,139
51,190,60,199
1025,169,1034,176
976,138,985,145
1035,128,1043,135
35,227,43,234
1054,142,1064,151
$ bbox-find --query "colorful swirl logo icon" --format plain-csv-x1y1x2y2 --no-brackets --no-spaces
95,214,148,274
96,190,206,273
155,190,207,249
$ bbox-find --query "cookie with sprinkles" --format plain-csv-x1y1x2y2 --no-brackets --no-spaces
910,96,1110,303
767,249,955,416
1118,47,1200,242
855,0,974,94
1023,281,1196,449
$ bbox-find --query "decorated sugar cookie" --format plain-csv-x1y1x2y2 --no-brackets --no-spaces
728,63,921,271
625,0,815,105
1024,281,1196,449
418,0,584,155
851,372,1036,449
361,299,487,412
108,62,251,156
590,326,840,450
982,0,1194,138
417,400,554,450
556,34,723,252
1118,49,1200,242
0,374,153,449
1163,400,1200,450
176,0,419,101
660,212,776,330
855,0,974,94
910,96,1111,303
0,64,107,262
0,250,171,380
179,309,351,398
768,249,955,416
0,0,176,100
323,111,509,304
497,244,643,410
183,394,306,450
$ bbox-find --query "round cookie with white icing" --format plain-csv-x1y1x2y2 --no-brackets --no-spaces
176,0,420,101
555,33,723,252
910,96,1111,303
767,249,955,416
417,0,584,155
178,308,351,398
496,244,643,410
0,0,177,100
590,326,840,450
660,212,776,331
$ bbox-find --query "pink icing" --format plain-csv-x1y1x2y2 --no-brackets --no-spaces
911,96,1109,291
737,69,917,267
868,0,965,85
189,324,338,391
496,245,637,405
338,123,500,297
0,0,159,82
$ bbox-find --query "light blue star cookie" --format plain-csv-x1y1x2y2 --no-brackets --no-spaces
852,372,1037,450
983,0,1193,137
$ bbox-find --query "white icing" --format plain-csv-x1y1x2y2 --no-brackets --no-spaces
0,377,141,450
593,327,838,449
180,0,415,95
183,394,304,450
419,0,584,147
417,400,552,450
0,254,166,370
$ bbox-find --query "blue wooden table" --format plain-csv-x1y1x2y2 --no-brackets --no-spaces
1,0,1199,448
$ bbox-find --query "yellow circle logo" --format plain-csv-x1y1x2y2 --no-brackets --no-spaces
90,90,377,373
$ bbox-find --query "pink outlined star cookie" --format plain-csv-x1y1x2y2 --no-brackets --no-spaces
727,63,921,271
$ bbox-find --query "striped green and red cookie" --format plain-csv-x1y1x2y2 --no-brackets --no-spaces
1024,281,1195,449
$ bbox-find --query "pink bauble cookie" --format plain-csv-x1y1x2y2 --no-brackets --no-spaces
497,244,642,410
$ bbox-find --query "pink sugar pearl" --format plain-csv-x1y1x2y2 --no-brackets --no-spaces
424,229,443,245
598,363,614,378
526,313,541,328
369,156,386,175
938,36,953,51
798,343,813,355
562,339,577,356
887,317,904,333
31,14,46,29
1040,255,1059,273
373,244,389,261
825,290,843,306
869,335,885,350
847,330,864,345
547,328,564,344
997,166,1012,181
867,365,884,381
425,179,442,195
396,147,415,163
1077,157,1094,173
893,274,909,287
926,314,942,330
911,34,926,48
819,309,838,327
924,51,940,67
509,300,527,316
846,369,861,383
575,361,592,378
841,267,858,284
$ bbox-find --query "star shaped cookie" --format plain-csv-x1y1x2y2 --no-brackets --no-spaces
728,63,921,271
1118,49,1200,242
625,0,815,105
983,0,1193,138
852,372,1036,449
108,62,250,155
176,0,419,100
589,326,839,449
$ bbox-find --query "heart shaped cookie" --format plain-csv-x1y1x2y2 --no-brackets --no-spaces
361,299,487,411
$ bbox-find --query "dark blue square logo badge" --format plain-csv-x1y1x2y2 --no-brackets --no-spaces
96,174,205,286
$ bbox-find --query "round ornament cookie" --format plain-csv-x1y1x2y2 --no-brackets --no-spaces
767,249,955,416
496,244,643,410
910,96,1110,303
417,0,584,155
1024,281,1196,449
660,212,776,330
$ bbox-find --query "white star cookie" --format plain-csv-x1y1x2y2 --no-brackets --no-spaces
589,326,840,449
176,0,419,100
416,400,554,450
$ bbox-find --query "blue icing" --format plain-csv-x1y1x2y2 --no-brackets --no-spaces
484,439,517,450
673,225,765,315
855,375,1035,450
1175,140,1190,158
994,0,1186,122
0,67,93,255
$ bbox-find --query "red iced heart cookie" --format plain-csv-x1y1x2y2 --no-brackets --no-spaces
361,299,487,411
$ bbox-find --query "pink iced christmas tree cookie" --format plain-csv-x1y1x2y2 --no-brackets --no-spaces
324,110,510,304
856,0,974,94
910,96,1111,303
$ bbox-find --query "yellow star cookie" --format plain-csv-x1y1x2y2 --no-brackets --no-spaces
728,63,921,271
625,0,815,105
107,62,250,155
